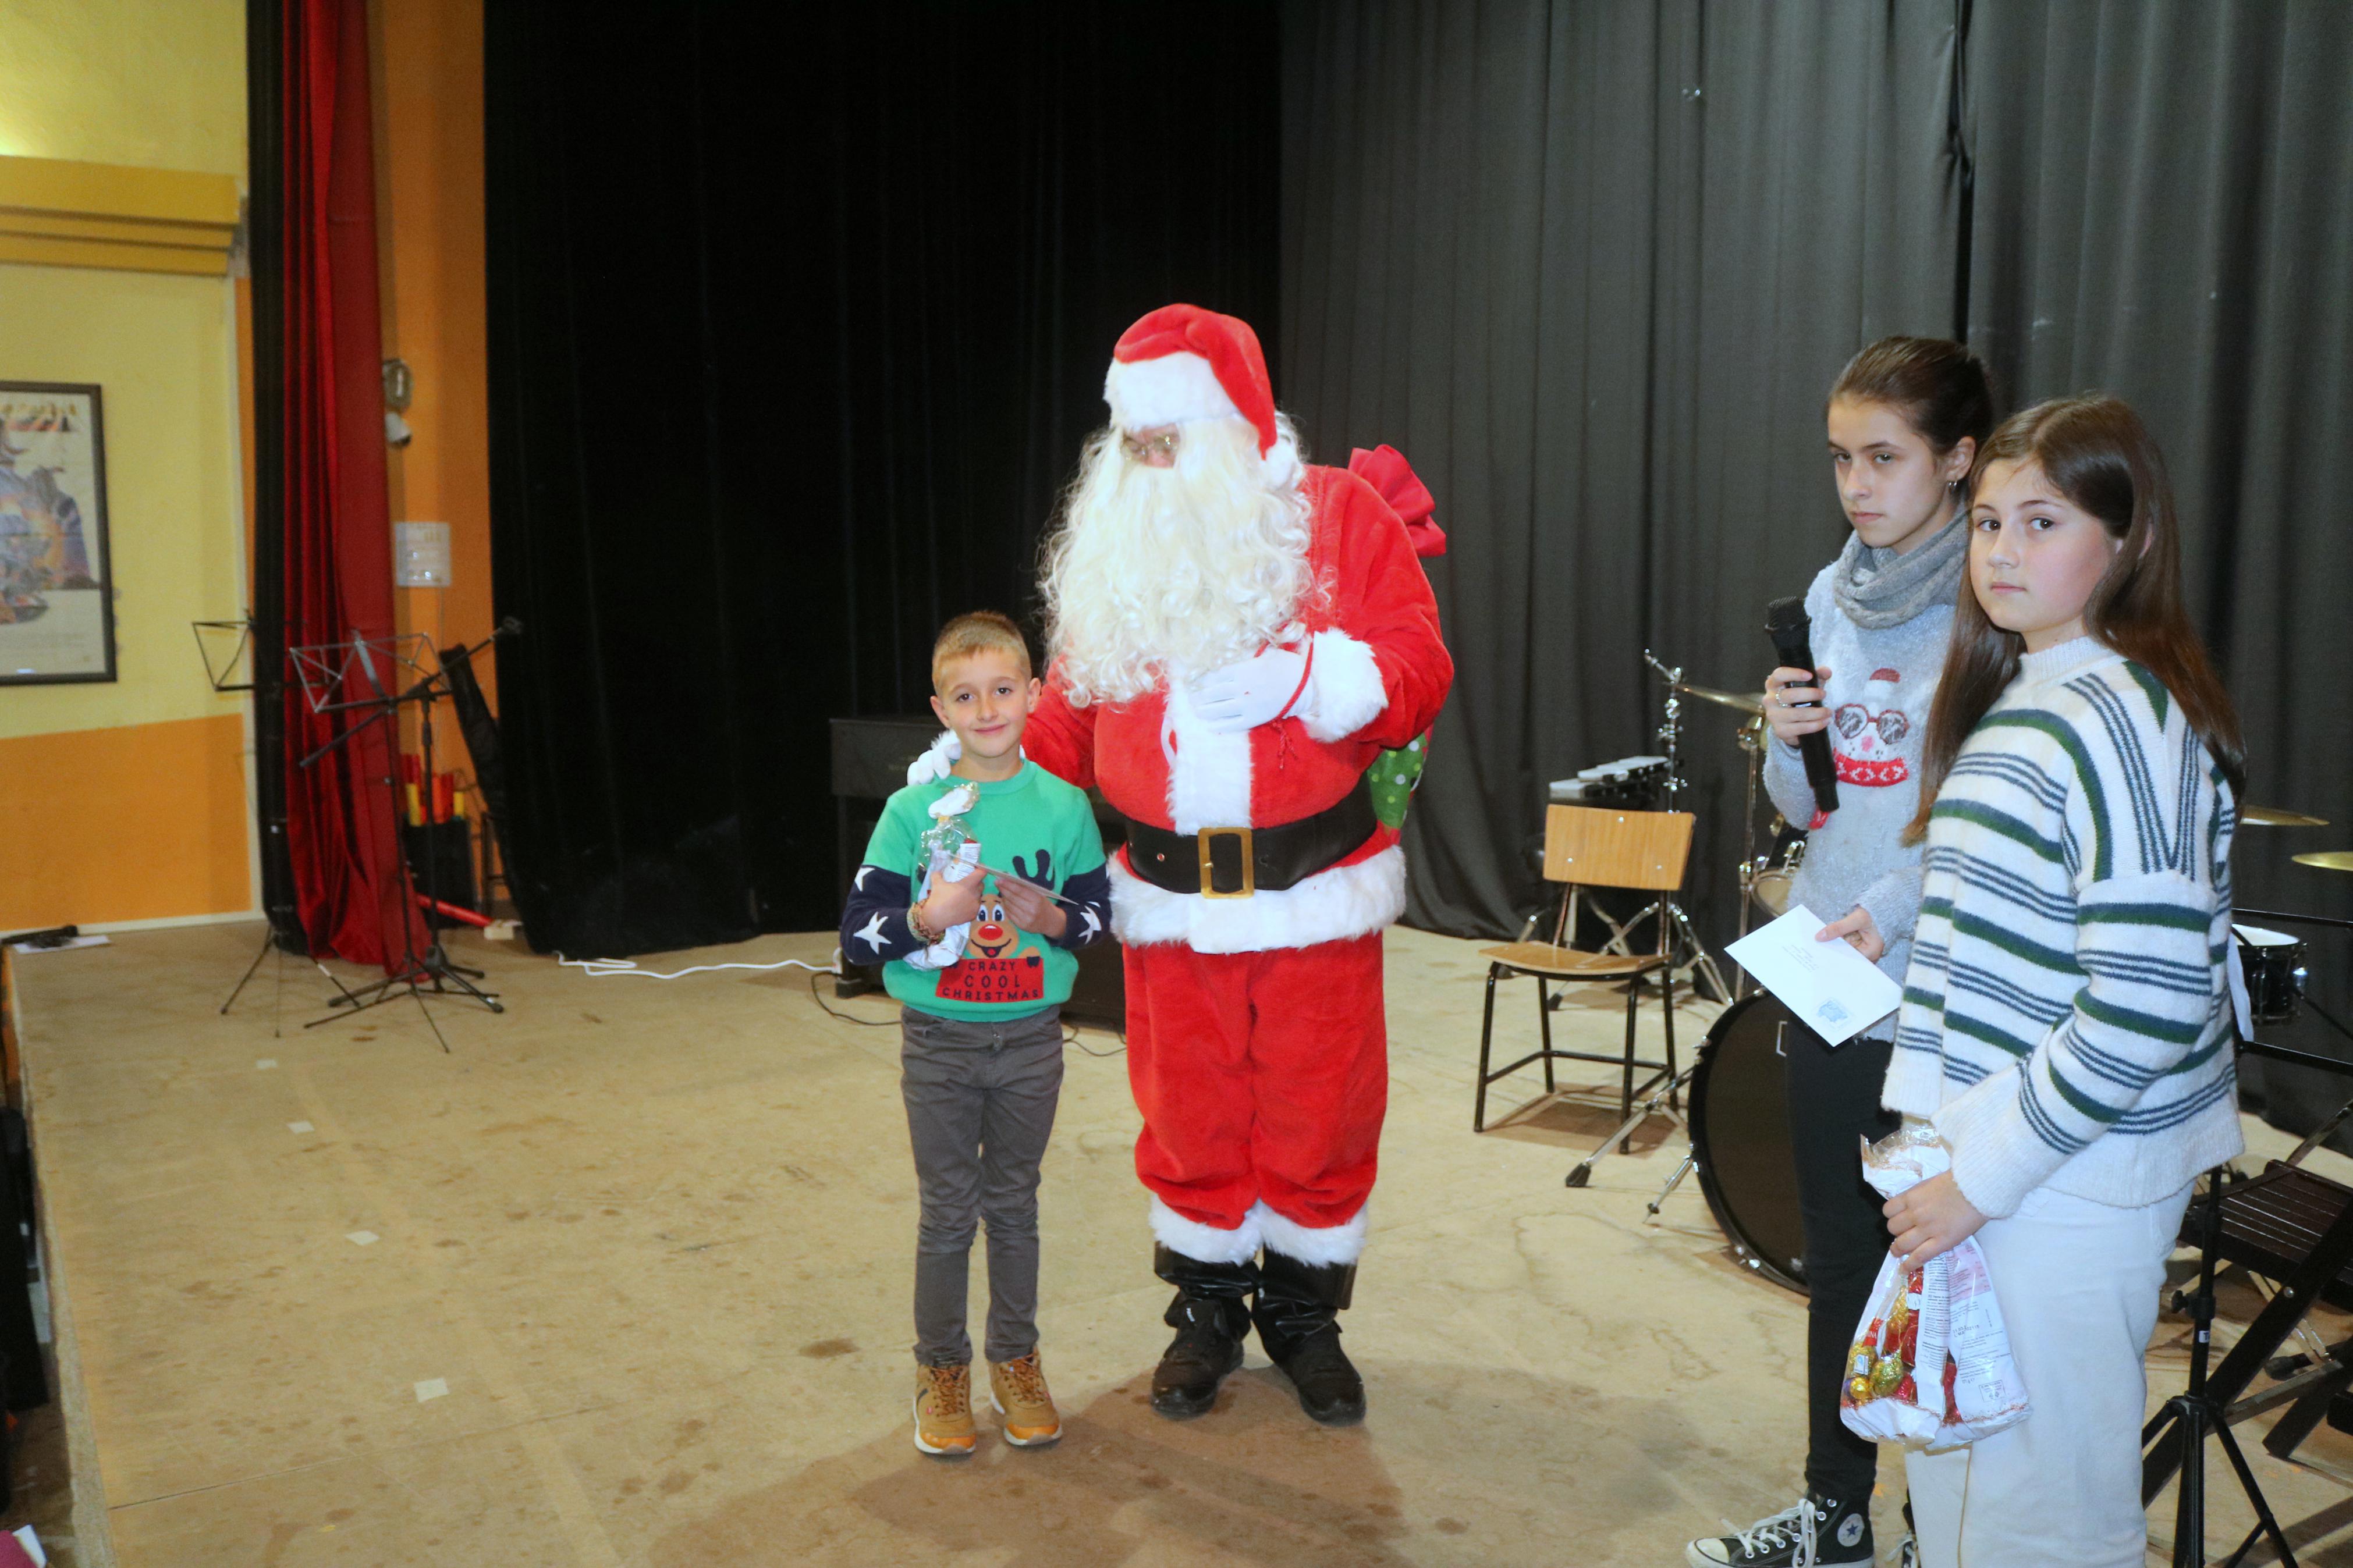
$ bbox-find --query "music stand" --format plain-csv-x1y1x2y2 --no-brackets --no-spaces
202,615,345,1034
288,626,515,1050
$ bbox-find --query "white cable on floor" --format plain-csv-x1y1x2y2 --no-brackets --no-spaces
557,950,844,981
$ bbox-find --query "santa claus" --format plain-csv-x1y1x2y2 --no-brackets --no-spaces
915,304,1450,1425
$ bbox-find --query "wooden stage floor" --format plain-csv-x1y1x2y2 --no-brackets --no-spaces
13,921,2353,1565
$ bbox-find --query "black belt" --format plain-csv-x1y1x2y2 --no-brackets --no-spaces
1122,778,1379,898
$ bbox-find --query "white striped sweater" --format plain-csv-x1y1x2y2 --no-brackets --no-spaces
1882,635,2242,1217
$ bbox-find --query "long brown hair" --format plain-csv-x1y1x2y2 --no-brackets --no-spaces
1905,394,2246,841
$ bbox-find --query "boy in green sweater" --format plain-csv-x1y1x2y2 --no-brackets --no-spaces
838,611,1112,1457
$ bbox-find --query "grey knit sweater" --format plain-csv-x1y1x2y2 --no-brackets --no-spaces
1883,636,2242,1217
1762,560,1955,1038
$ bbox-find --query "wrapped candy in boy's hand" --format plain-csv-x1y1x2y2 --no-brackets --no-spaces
920,781,980,856
905,783,982,971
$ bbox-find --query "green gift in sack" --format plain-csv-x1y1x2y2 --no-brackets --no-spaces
1344,444,1447,836
1368,733,1430,830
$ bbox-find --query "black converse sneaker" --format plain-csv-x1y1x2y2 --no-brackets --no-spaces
1685,1489,1873,1567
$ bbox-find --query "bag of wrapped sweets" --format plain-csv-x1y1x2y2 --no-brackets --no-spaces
1839,1123,2031,1452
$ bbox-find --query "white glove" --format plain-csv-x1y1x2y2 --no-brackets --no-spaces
906,730,960,786
1189,645,1311,735
903,840,979,970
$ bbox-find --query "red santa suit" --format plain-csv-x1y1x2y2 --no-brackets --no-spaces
1022,315,1452,1271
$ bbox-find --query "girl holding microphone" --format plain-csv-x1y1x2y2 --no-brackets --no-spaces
1688,337,1992,1568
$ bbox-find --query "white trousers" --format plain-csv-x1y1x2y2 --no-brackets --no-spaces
1905,1180,2191,1568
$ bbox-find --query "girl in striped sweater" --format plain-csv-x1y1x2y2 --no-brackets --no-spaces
1883,395,2246,1567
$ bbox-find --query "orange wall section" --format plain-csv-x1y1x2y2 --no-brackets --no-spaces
374,0,494,710
0,714,251,929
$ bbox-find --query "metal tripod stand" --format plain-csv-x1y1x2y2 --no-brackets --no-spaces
1559,654,1737,1192
1616,650,1731,1002
2149,1177,2302,1567
289,628,512,1050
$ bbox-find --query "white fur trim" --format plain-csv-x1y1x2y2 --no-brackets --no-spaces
1297,631,1387,742
1110,842,1406,954
1150,1194,1261,1263
1105,352,1236,432
1163,680,1252,834
1254,1200,1368,1266
1263,428,1301,486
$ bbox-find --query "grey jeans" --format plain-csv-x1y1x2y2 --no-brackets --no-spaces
900,1004,1064,1366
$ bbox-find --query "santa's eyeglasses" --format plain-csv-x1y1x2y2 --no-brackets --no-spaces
1120,428,1180,463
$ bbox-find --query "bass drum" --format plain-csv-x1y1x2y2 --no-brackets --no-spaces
1688,992,1809,1294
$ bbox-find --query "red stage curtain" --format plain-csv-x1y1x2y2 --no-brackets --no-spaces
277,0,420,969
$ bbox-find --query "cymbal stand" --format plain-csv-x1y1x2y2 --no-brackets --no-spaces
1557,652,1722,1199
1632,651,1731,1002
1727,714,1780,1000
1564,1061,1698,1197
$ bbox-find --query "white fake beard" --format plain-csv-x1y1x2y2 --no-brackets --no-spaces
1041,415,1312,705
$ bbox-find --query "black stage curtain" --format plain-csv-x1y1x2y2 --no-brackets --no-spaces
1283,0,2353,960
1282,0,1969,950
485,2,1279,955
1956,2,2353,1131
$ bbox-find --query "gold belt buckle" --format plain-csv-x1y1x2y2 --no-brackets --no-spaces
1197,826,1255,898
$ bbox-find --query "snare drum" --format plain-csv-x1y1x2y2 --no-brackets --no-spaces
1751,866,1798,918
1748,830,1808,919
2237,927,2308,1025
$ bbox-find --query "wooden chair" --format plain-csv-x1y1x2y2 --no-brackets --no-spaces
1473,805,1695,1133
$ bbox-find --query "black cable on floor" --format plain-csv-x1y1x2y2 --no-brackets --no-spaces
807,970,899,1027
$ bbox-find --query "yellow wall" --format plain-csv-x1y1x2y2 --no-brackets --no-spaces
0,1,251,929
0,0,247,177
0,268,249,742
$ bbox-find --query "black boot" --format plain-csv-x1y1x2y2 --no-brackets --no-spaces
1149,1244,1255,1420
1253,1249,1365,1425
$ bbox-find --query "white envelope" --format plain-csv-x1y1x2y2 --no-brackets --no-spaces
1725,904,1904,1047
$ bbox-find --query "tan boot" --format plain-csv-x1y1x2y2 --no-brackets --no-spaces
988,1350,1062,1448
912,1363,978,1457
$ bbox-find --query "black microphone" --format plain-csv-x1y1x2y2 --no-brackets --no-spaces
1765,596,1840,818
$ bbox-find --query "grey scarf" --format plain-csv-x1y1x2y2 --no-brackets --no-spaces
1832,511,1968,630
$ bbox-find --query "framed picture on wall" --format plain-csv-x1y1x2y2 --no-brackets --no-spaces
0,382,114,685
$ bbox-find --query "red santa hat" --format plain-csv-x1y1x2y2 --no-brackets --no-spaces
1104,303,1299,483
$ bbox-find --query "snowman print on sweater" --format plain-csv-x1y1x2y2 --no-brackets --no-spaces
1832,667,1915,787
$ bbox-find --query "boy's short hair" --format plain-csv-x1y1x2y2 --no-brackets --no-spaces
932,611,1034,692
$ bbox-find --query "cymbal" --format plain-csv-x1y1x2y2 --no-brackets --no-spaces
1675,681,1765,718
2294,851,2353,873
2244,805,2331,828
